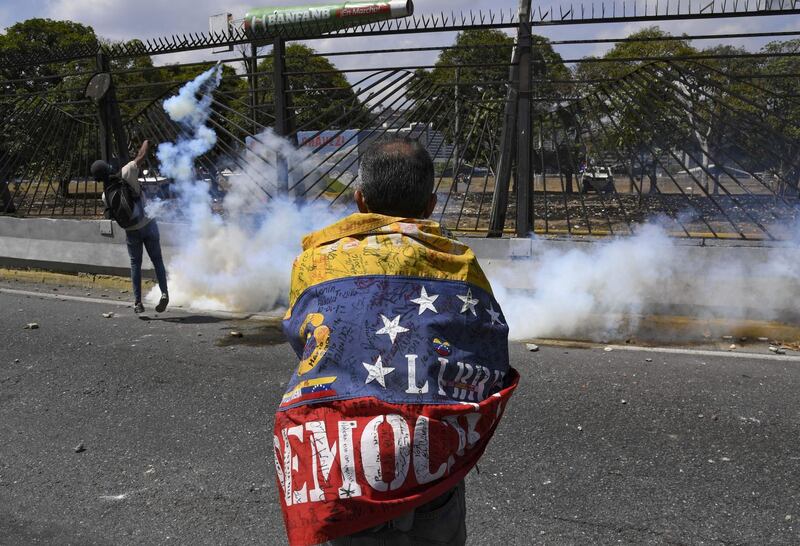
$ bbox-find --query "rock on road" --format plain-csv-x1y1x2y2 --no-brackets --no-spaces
1,283,798,545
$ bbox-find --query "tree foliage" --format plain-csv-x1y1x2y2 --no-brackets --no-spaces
408,30,571,167
0,18,98,96
256,43,363,130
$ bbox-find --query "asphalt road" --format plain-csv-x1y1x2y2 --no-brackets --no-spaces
1,282,798,545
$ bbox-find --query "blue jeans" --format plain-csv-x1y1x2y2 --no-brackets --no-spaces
125,220,168,303
322,481,466,546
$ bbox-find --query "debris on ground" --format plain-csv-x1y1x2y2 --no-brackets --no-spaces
229,331,243,338
23,322,39,329
722,335,733,341
526,343,539,352
645,358,653,362
728,344,737,350
757,337,769,342
769,346,787,355
603,347,613,352
102,312,114,318
74,443,86,453
14,359,20,363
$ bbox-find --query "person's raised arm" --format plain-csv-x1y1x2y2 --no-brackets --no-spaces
133,140,150,167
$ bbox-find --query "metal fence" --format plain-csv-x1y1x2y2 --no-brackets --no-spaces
1,1,799,240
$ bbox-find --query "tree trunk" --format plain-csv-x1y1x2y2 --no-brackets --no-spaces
647,156,658,194
0,176,15,213
57,178,70,198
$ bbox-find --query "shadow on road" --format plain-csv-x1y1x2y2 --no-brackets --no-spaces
216,324,286,347
137,315,228,324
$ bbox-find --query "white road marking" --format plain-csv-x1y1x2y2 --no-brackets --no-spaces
606,344,800,362
99,493,129,501
0,287,132,307
0,287,284,321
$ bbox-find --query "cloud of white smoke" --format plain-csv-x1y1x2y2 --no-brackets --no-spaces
488,222,800,341
155,196,341,312
146,67,800,336
145,68,346,313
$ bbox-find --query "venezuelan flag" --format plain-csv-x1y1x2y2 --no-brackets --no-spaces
280,376,338,407
275,213,519,546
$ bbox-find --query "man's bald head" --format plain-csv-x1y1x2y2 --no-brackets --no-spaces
357,137,435,218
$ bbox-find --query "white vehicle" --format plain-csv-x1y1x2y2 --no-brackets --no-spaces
581,166,615,193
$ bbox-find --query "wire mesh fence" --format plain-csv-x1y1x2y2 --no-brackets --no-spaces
1,5,799,240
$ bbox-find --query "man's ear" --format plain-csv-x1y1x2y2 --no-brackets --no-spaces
422,193,437,219
354,189,370,213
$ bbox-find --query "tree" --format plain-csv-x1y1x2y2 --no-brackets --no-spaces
408,29,571,169
0,18,98,96
756,39,800,196
405,30,512,166
0,19,102,210
255,43,363,131
574,27,697,193
667,44,765,194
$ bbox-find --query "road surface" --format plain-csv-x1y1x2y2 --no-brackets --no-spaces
1,281,798,545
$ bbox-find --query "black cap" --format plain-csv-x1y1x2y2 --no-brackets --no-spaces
90,160,113,181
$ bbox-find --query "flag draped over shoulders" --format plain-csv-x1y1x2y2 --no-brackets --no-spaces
276,212,519,546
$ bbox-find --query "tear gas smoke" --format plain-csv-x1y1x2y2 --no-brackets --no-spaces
146,68,344,312
487,222,800,341
148,69,800,338
157,65,221,185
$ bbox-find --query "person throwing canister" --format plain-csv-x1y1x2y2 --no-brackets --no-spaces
91,140,169,314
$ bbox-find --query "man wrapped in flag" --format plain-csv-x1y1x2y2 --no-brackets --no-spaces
275,137,519,545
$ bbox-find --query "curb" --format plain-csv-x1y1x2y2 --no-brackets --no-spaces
0,267,153,293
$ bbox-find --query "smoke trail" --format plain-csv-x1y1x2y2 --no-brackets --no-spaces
157,65,222,185
146,69,345,312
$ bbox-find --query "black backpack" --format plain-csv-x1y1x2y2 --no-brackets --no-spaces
103,175,144,229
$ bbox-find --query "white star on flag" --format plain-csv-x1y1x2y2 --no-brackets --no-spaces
457,288,479,316
376,314,409,344
411,286,439,315
363,355,395,388
486,303,503,325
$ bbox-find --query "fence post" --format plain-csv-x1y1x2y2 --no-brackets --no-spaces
487,55,518,237
250,42,259,133
95,52,129,166
273,36,290,195
96,53,112,163
515,21,533,237
488,0,531,237
453,66,460,183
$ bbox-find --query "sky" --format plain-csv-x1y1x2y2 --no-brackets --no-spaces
1,0,799,72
